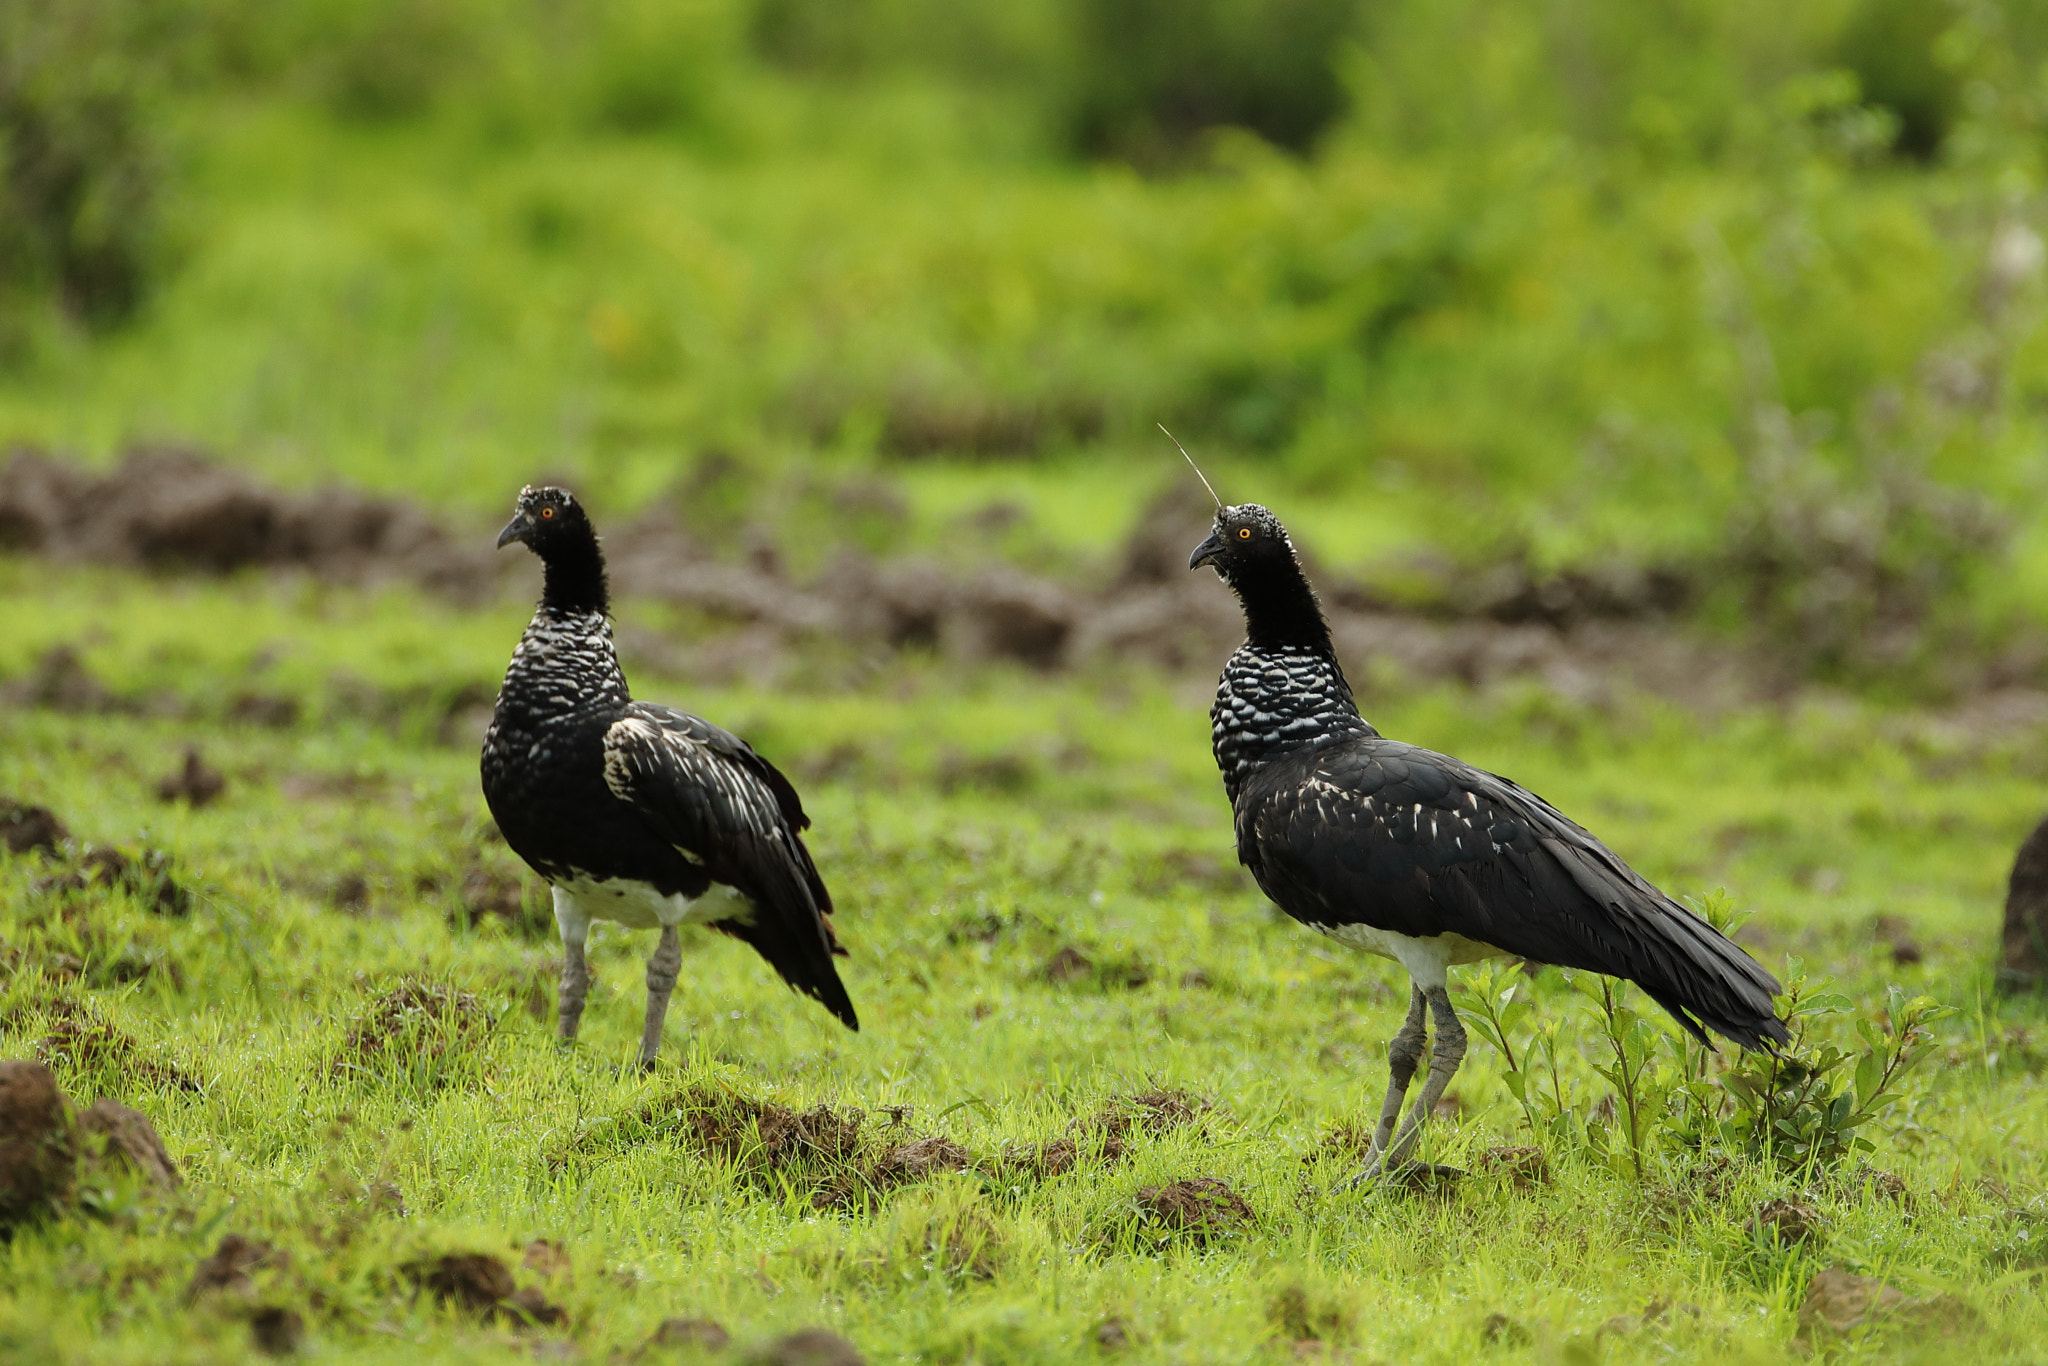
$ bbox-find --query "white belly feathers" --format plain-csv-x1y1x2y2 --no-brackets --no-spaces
551,872,754,932
1314,922,1506,988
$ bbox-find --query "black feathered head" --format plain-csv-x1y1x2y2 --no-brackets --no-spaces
496,485,593,555
1187,503,1297,582
497,485,607,613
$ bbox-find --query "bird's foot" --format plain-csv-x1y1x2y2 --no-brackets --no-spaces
1337,1159,1465,1194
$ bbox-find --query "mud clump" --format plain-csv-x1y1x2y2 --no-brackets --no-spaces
334,981,491,1078
1751,1197,1824,1249
0,447,499,600
7,994,200,1093
77,1097,180,1189
0,1060,76,1227
755,1327,865,1366
639,1317,731,1355
249,1305,305,1356
189,1235,285,1300
1131,1176,1255,1246
871,1135,973,1188
652,1085,869,1209
407,1251,514,1313
154,748,226,808
0,646,120,713
1003,1088,1209,1179
0,798,69,855
1477,1145,1549,1188
35,844,190,916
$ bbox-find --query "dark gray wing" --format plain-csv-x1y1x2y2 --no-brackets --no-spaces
603,702,855,1029
1237,740,1785,1050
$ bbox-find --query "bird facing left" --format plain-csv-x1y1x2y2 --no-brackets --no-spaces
480,485,857,1068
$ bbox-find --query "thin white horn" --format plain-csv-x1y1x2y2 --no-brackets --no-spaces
1158,423,1221,510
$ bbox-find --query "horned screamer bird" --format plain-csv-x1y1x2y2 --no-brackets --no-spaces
1188,501,1787,1184
481,486,856,1067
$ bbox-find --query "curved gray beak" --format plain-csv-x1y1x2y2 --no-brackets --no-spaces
1188,530,1226,571
496,511,534,549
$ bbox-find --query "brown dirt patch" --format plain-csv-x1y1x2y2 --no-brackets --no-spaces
333,981,491,1078
77,1097,180,1190
0,798,69,855
1476,1145,1549,1188
638,1317,730,1354
0,1059,76,1226
35,844,190,916
5,994,199,1093
154,748,226,808
1751,1197,1824,1249
756,1327,865,1366
872,1135,973,1187
405,1252,514,1314
1002,1088,1210,1179
249,1305,304,1357
189,1235,285,1300
1797,1266,1979,1341
521,1238,570,1278
1131,1176,1255,1246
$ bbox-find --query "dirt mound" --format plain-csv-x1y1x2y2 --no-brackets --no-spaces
333,981,492,1078
4,994,199,1093
249,1305,304,1357
0,1060,75,1227
1002,1088,1209,1179
189,1235,285,1300
1131,1176,1254,1246
871,1135,973,1186
403,1251,568,1328
1475,1145,1548,1188
756,1327,866,1366
154,747,226,808
77,1097,180,1189
35,843,191,916
638,1318,731,1355
0,798,69,855
0,446,499,599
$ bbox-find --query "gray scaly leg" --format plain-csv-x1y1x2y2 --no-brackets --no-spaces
553,887,591,1044
1377,985,1466,1172
1340,984,1430,1190
638,925,683,1069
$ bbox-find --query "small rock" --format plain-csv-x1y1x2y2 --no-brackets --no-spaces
155,748,227,808
640,1317,730,1353
77,1097,180,1190
755,1327,864,1366
250,1304,304,1356
0,1059,75,1227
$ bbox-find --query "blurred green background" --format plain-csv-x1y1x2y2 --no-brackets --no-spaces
7,0,2048,691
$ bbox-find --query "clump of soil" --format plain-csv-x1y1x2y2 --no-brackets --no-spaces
333,981,492,1078
0,1060,76,1227
1751,1197,1825,1249
638,1317,730,1355
871,1135,973,1188
154,748,226,808
756,1327,865,1366
1002,1088,1210,1179
189,1235,286,1300
4,993,200,1092
1797,1266,1978,1341
1476,1145,1549,1188
1037,945,1150,991
403,1252,567,1328
35,844,190,916
77,1097,181,1190
249,1305,305,1357
0,798,70,855
1130,1177,1255,1247
1267,1283,1355,1348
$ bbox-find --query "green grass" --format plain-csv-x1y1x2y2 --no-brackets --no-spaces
3,565,2047,1363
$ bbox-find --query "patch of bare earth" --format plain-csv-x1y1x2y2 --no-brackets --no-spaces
2,994,199,1093
402,1251,567,1329
332,981,491,1079
1001,1088,1211,1180
1130,1177,1255,1247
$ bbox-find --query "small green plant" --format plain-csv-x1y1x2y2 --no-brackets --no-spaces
1573,973,1680,1184
1710,966,1953,1175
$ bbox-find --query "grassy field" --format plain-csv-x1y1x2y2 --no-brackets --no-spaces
3,565,2047,1364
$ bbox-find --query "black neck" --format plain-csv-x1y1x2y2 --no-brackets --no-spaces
1232,556,1335,655
539,535,609,616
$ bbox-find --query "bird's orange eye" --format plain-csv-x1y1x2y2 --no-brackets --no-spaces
540,507,555,519
1237,527,1251,539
